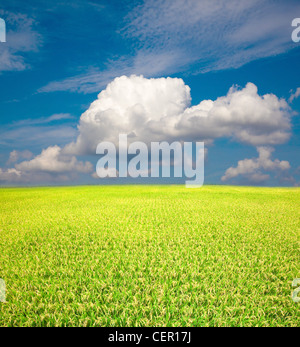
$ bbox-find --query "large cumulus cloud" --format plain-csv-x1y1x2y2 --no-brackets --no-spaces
63,76,192,154
0,75,294,184
63,75,291,156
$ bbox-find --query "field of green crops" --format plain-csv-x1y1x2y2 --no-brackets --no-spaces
0,185,299,327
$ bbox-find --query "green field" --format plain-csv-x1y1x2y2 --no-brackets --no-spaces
0,185,299,327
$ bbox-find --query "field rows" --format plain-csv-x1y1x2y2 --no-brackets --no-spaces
0,185,299,326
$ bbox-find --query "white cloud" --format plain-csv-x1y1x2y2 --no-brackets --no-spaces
0,168,22,182
38,51,180,94
39,0,300,93
0,76,294,184
0,145,93,183
0,113,77,149
0,167,76,184
63,75,191,154
7,149,33,164
11,113,74,127
63,75,291,155
289,88,300,103
15,145,92,174
0,11,41,71
221,147,290,182
124,0,298,73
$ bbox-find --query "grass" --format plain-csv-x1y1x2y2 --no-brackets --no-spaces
0,185,299,327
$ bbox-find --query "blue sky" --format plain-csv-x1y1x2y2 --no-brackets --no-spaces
0,0,300,186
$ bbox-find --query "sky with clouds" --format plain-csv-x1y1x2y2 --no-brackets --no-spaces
0,0,300,186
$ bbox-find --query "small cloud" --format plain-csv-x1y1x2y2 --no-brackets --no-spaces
7,149,33,164
15,145,92,174
0,145,93,184
221,147,290,183
11,113,74,127
0,168,22,182
0,11,41,72
248,173,270,183
0,119,77,149
289,88,300,103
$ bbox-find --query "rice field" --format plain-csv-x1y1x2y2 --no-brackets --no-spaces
0,185,299,326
